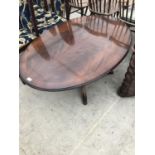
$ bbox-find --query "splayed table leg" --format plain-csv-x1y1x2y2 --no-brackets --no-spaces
81,86,87,105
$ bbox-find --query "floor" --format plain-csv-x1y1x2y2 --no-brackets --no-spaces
19,11,135,155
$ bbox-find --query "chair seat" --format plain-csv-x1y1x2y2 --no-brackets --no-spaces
19,28,36,49
33,4,62,33
90,3,119,15
69,0,88,8
120,6,135,25
19,1,63,49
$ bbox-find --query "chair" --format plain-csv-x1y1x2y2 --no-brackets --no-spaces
50,0,64,15
118,45,135,97
65,0,89,20
119,0,135,27
88,0,119,16
19,0,37,51
117,0,135,96
19,0,63,51
28,0,63,36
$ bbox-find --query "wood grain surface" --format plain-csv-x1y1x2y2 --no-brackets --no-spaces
20,15,131,91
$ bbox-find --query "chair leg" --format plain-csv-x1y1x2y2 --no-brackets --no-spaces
85,6,88,15
81,8,84,16
117,52,135,97
90,11,95,15
69,6,72,20
116,11,119,18
66,5,71,20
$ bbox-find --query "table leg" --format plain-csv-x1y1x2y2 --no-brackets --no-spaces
81,86,87,105
108,70,114,74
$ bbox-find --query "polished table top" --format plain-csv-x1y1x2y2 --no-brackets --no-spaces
20,15,131,91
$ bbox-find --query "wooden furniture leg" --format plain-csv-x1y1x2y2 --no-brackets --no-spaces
118,52,135,97
65,0,70,20
81,86,87,105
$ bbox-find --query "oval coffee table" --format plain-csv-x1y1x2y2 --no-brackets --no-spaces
20,15,131,105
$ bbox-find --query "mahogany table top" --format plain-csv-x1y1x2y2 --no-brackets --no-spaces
19,15,131,91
